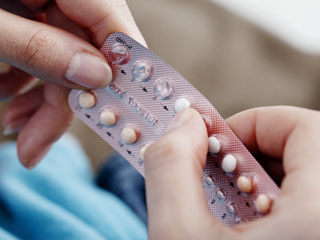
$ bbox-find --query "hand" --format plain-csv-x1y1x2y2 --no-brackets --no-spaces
0,0,145,168
144,106,320,240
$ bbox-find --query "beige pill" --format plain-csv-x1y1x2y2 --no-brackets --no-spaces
99,110,117,127
120,127,138,144
237,176,253,193
139,144,151,161
255,194,272,214
79,92,96,109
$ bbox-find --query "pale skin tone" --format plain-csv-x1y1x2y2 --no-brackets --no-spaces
1,1,319,239
0,0,145,168
144,107,320,240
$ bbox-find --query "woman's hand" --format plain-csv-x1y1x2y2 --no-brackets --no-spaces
0,0,144,168
144,106,320,240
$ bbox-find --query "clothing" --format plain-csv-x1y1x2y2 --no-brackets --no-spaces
97,154,147,225
0,134,147,240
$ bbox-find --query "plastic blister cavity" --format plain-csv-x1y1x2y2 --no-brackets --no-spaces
68,32,280,226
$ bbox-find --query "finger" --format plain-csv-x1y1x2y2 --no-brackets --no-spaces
46,3,90,42
20,0,49,11
55,0,146,47
0,9,112,89
144,108,233,239
2,85,44,135
17,83,74,168
0,67,38,100
226,106,320,174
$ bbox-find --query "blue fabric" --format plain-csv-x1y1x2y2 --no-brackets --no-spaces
0,135,147,240
97,154,147,225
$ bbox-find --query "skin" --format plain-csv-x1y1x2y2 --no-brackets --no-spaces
0,0,145,168
144,106,320,240
2,1,320,239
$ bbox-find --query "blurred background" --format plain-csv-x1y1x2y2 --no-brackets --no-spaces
0,0,319,170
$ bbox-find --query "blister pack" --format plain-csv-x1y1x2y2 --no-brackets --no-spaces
68,32,280,226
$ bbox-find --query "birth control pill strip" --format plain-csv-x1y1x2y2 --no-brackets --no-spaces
69,32,280,226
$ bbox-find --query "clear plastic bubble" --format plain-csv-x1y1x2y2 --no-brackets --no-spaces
132,60,153,82
154,78,174,99
109,43,131,65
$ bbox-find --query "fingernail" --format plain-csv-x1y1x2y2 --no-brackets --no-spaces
65,52,112,88
2,117,29,136
18,79,39,95
27,145,52,170
3,125,18,136
168,108,195,131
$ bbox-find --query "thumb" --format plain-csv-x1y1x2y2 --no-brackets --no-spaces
144,108,223,239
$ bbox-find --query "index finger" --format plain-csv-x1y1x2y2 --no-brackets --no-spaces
226,106,320,174
54,0,146,47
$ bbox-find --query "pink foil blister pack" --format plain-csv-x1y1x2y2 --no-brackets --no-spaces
68,32,280,226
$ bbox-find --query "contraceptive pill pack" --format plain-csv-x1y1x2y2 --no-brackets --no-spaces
68,32,280,226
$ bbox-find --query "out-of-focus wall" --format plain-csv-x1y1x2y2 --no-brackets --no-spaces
72,0,320,169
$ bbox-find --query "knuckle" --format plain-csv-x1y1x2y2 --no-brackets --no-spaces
144,131,194,168
24,30,51,66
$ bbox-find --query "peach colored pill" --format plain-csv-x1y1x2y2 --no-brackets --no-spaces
255,194,272,214
78,92,96,109
237,176,253,193
99,109,117,127
120,127,138,144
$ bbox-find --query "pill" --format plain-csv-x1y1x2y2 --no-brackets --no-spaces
78,92,96,109
235,216,248,224
174,98,191,113
120,127,138,144
99,109,117,127
208,136,221,154
154,78,174,99
222,154,237,173
226,202,238,215
216,189,227,202
255,194,272,214
132,60,153,82
237,176,253,194
109,43,131,65
205,175,215,188
139,144,151,161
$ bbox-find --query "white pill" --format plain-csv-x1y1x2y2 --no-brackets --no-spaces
237,176,253,194
120,127,138,144
139,144,151,161
78,92,96,109
222,154,237,173
99,109,117,127
208,136,221,154
174,98,191,113
216,189,227,202
255,194,272,214
226,202,238,215
205,176,215,188
110,43,131,65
